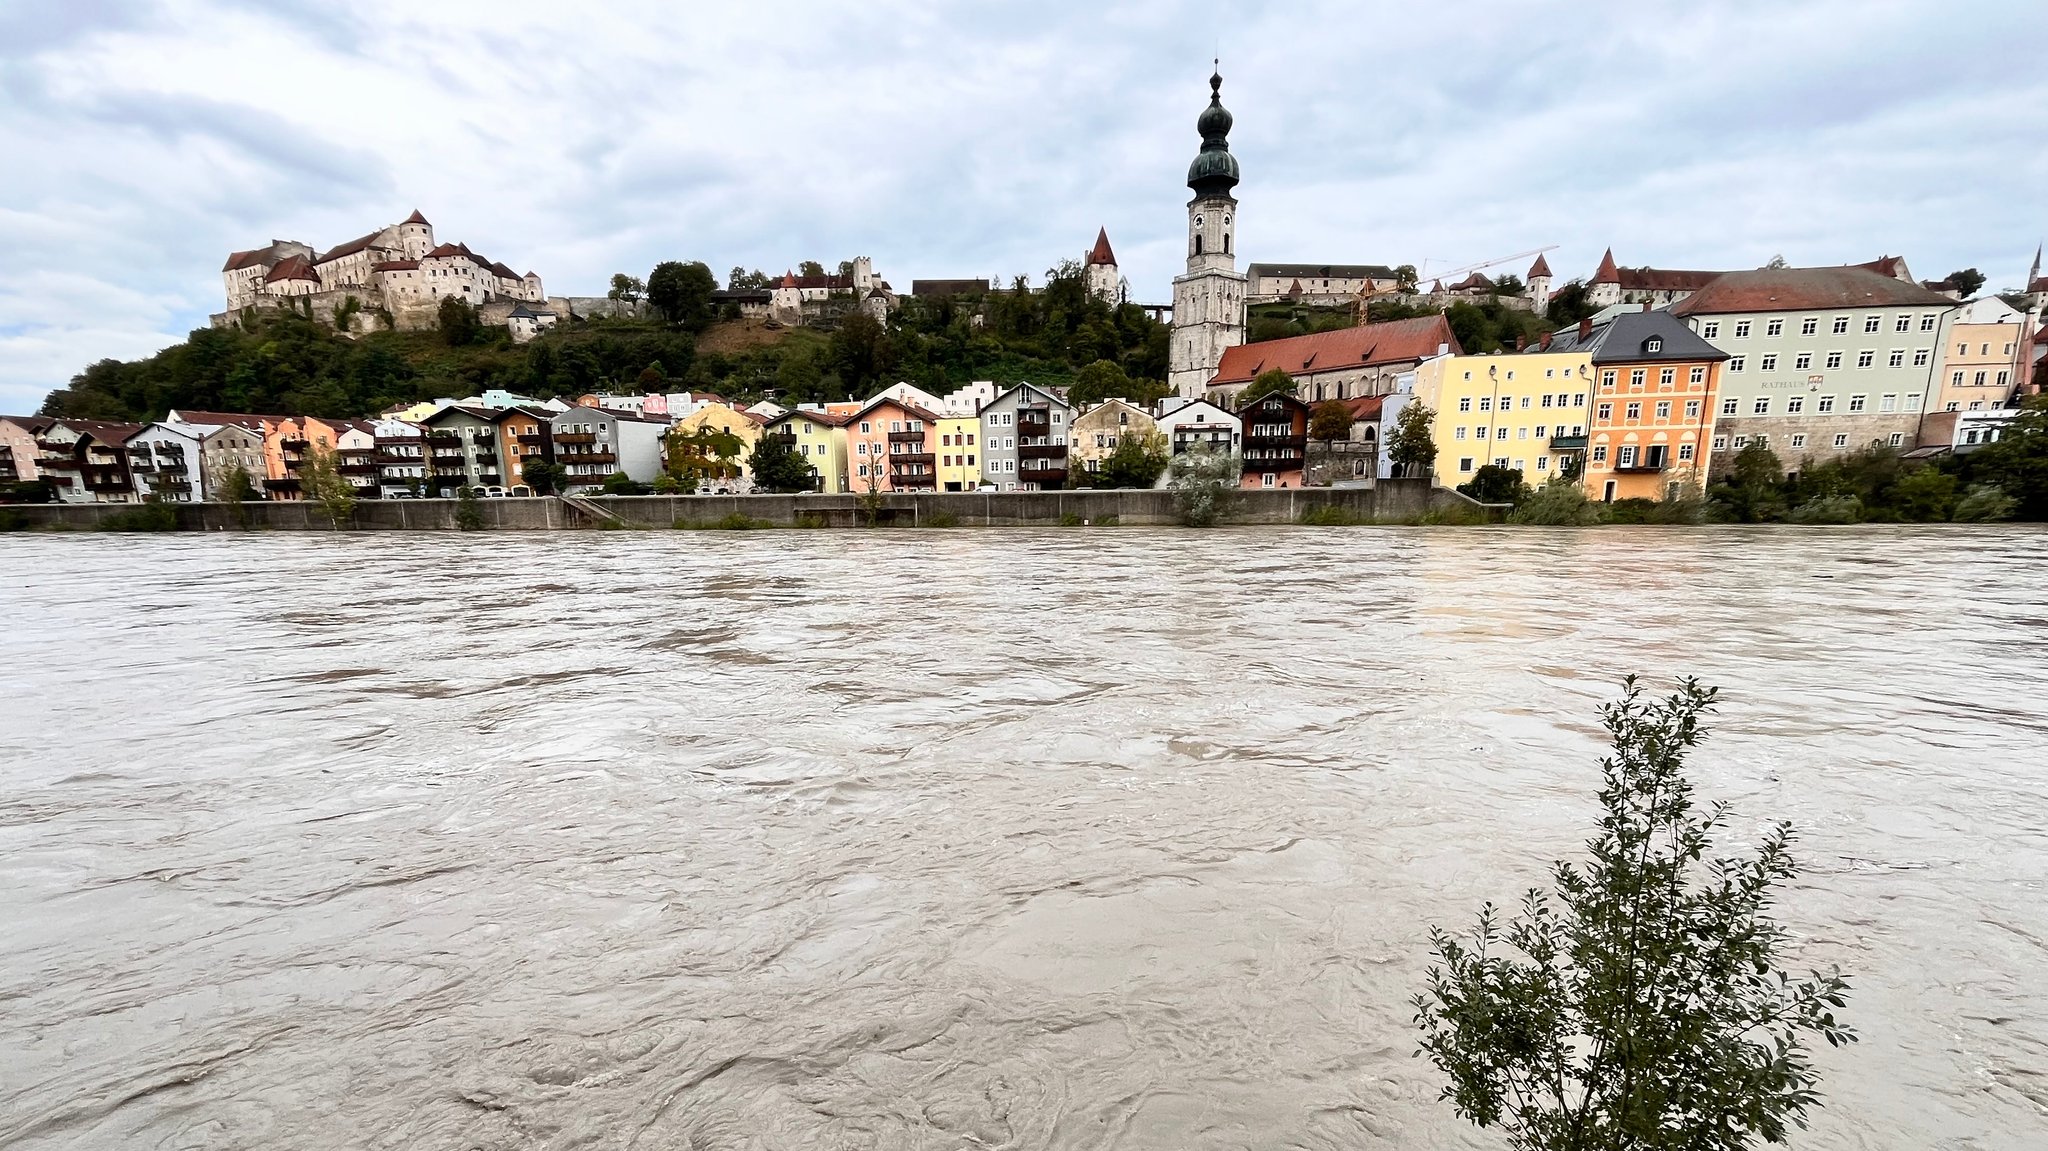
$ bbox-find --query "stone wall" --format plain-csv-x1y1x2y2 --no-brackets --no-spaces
2,482,1479,532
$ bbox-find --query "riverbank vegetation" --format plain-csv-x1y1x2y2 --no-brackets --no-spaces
1416,677,1855,1148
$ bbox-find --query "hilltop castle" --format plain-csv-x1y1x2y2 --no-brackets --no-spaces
216,211,557,337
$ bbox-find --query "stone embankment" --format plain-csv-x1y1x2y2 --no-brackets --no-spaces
3,481,1484,531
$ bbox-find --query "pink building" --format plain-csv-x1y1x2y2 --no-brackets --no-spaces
844,396,938,492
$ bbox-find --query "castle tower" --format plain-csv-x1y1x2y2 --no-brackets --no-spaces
1168,67,1248,401
1588,247,1622,308
399,209,434,260
1526,252,1553,313
1085,228,1121,305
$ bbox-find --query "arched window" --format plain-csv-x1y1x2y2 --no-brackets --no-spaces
1224,233,1231,254
1194,235,1203,255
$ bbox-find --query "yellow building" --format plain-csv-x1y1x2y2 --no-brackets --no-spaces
1068,400,1158,481
384,400,443,423
761,407,852,492
1410,351,1595,487
669,402,764,489
936,415,981,491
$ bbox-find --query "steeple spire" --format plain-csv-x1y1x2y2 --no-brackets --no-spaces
1186,64,1239,197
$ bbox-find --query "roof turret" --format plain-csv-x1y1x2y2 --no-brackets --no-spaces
1086,227,1117,267
1185,66,1240,197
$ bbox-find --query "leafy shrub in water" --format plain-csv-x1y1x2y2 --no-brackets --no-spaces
1057,512,1082,527
1300,505,1368,526
1952,483,2017,522
1785,494,1863,524
1508,477,1599,525
0,508,28,532
1168,445,1240,527
1093,514,1120,526
97,503,179,532
924,511,963,528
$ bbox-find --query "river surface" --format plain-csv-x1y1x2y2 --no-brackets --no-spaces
2,526,2045,1150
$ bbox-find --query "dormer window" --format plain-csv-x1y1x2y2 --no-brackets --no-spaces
1645,337,1663,354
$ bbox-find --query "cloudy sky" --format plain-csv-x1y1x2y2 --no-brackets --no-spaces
3,0,2043,413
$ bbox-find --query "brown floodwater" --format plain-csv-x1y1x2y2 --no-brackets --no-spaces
1,526,2044,1149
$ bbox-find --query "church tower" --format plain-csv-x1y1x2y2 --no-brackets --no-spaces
1168,67,1247,401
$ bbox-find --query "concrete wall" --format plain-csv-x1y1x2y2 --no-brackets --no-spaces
1,481,1479,532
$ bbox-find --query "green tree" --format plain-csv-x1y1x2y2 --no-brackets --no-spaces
1167,443,1240,526
647,260,719,330
1545,279,1600,327
1959,399,2048,518
827,312,897,395
1388,402,1438,480
1309,400,1353,446
1458,463,1526,503
1238,368,1297,406
1097,429,1170,489
1943,268,1986,298
1509,475,1600,525
1492,273,1525,297
454,485,485,530
1708,441,1787,522
747,433,817,493
1886,466,1958,521
520,459,563,495
607,273,645,303
438,297,481,347
218,462,258,528
798,260,826,279
1393,264,1419,292
728,267,771,291
1952,483,2017,521
298,441,357,529
1069,359,1136,407
1416,678,1856,1151
600,469,647,495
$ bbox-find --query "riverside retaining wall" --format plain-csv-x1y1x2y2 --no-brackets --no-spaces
2,482,1485,532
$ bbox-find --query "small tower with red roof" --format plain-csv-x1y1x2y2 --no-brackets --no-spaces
398,209,433,259
1589,247,1622,308
1526,252,1553,312
1084,227,1121,305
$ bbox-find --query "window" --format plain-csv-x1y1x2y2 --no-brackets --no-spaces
1517,427,1528,439
1655,401,1671,419
1848,395,1866,412
1678,443,1696,461
1542,394,1554,408
1895,315,1911,333
1786,396,1804,414
1752,396,1770,415
1458,397,1471,412
1825,351,1843,369
1832,433,1850,447
1794,352,1812,370
1817,395,1835,413
1478,397,1492,412
1712,435,1728,450
1800,317,1818,336
1536,456,1549,471
1734,321,1752,338
1728,356,1745,372
1458,456,1474,473
1601,370,1617,387
1832,316,1849,335
1454,426,1467,440
1997,371,2010,386
859,421,871,433
1719,397,1738,416
1731,436,1746,449
1766,318,1783,337
1888,432,1905,447
1685,399,1701,418
1630,369,1647,386
1906,393,1922,410
1521,397,1531,409
1856,350,1875,368
857,463,869,476
1703,322,1720,339
1760,355,1777,372
1919,314,1937,331
1496,427,1510,440
1625,402,1642,420
1880,394,1897,412
1913,349,1930,367
1535,425,1548,438
856,442,868,455
1689,366,1705,384
1863,316,1881,334
1789,433,1807,448
1592,445,1608,463
1972,370,1987,386
1887,350,1904,368
1573,393,1587,406
1597,402,1613,420
1660,368,1675,385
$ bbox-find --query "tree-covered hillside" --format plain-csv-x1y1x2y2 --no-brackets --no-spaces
37,259,1170,422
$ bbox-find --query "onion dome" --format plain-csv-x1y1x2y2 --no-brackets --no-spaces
1186,68,1240,196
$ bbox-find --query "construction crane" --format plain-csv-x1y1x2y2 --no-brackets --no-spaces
1420,245,1559,290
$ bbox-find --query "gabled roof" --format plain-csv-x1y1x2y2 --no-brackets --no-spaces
316,229,388,264
423,405,498,424
1335,395,1385,422
1528,253,1552,279
166,409,287,429
850,393,942,424
1670,267,1960,317
1248,262,1398,281
1155,398,1237,422
264,255,319,283
489,261,521,280
0,415,56,435
767,406,855,429
1594,249,1723,293
1448,272,1493,291
986,381,1066,411
424,242,491,268
222,249,269,273
1087,227,1117,267
48,419,143,445
1541,309,1730,363
1856,255,1912,282
1209,315,1462,386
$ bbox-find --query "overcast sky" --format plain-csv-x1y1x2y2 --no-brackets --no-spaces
3,1,2044,413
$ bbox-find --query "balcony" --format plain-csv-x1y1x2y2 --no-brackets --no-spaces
375,453,419,465
1019,463,1067,482
887,429,924,443
1614,461,1667,474
554,432,596,445
563,450,617,464
152,477,192,491
338,462,379,475
888,451,935,466
263,477,301,492
1550,434,1589,451
281,437,309,451
85,477,131,492
426,432,461,445
1243,432,1307,449
516,433,549,445
1018,441,1067,460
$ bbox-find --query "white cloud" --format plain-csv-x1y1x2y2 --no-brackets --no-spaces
2,0,2042,414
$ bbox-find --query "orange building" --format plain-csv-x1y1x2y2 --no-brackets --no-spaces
844,396,939,492
1542,309,1728,502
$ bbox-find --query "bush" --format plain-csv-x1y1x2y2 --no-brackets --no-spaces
1168,445,1240,527
1300,505,1368,526
1414,502,1486,526
924,511,962,528
1785,494,1863,524
454,485,485,531
1456,463,1526,504
1508,477,1599,525
1093,514,1120,526
676,512,775,530
1952,483,2017,522
1057,512,1082,527
97,503,179,532
0,508,28,532
793,512,827,529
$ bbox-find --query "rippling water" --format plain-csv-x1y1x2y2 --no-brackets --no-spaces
3,526,2046,1149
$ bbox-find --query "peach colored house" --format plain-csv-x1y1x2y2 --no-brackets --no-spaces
844,396,939,492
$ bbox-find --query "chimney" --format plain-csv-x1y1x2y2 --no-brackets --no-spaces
1578,317,1593,340
1539,331,1553,351
1515,335,1528,352
1642,301,1653,312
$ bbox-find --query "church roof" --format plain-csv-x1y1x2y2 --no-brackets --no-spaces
1209,315,1462,385
1186,69,1240,196
1087,228,1117,267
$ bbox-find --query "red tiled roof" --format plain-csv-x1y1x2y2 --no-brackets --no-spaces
2028,276,2048,294
1449,272,1493,291
1670,266,1959,316
1613,266,1722,292
1857,255,1910,281
222,249,268,273
771,407,856,428
167,410,287,429
402,209,430,226
1086,227,1117,267
1592,248,1620,284
0,415,56,435
264,254,319,283
424,242,491,268
1528,253,1552,278
317,230,388,264
1209,315,1462,386
851,394,941,424
1336,395,1385,422
489,261,520,280
50,419,143,444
